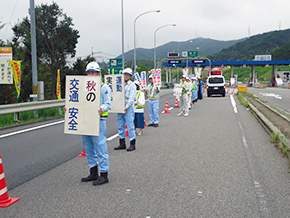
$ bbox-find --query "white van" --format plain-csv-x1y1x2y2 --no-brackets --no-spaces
207,75,226,97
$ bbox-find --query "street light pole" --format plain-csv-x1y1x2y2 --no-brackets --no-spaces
121,0,125,70
154,24,176,71
134,10,160,74
30,0,38,101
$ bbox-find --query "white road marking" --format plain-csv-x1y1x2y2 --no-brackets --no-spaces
0,120,64,139
260,92,282,99
107,133,119,142
230,94,238,113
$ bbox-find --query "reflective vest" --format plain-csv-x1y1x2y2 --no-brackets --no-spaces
148,84,159,100
192,82,198,90
134,90,144,109
181,82,189,94
101,82,108,117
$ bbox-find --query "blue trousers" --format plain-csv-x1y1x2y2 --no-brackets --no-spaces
117,105,136,141
149,99,159,124
192,90,198,101
82,119,109,173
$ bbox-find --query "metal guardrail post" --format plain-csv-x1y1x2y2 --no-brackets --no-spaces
0,99,65,115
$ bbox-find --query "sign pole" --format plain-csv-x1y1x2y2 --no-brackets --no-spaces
30,0,38,102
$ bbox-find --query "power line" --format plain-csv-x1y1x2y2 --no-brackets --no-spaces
2,0,19,40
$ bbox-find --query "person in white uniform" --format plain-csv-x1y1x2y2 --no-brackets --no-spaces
177,75,190,117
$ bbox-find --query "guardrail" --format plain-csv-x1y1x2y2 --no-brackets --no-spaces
0,99,65,115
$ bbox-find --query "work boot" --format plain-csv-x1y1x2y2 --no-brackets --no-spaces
81,166,98,182
114,138,126,150
93,172,109,186
127,139,136,152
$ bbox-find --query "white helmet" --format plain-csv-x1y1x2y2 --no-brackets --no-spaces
86,62,100,72
122,68,133,76
149,75,153,79
134,80,140,86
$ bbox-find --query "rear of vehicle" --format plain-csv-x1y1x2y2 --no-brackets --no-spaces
207,76,226,97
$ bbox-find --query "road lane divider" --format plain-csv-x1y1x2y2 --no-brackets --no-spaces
0,120,64,139
230,94,238,113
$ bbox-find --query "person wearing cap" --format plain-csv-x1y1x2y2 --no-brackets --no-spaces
64,62,111,186
191,77,198,104
144,75,160,127
114,68,137,151
177,75,190,116
133,81,145,135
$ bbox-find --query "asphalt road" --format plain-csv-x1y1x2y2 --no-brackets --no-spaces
1,91,290,217
0,89,175,190
247,87,290,113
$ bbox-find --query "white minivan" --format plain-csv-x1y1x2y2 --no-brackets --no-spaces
207,75,226,97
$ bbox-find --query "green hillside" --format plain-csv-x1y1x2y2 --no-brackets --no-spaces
117,37,244,61
210,29,290,61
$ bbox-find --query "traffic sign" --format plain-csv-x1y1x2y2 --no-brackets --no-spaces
168,60,181,64
182,51,188,57
192,59,205,64
167,52,179,58
188,51,198,57
110,58,122,74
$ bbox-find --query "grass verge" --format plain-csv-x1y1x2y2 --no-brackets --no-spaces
237,92,249,107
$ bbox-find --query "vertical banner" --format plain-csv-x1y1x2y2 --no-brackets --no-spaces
195,68,202,78
140,71,146,90
182,68,189,76
9,61,21,98
56,69,61,99
150,69,157,84
104,74,125,113
134,72,142,86
64,76,101,136
0,47,13,84
155,68,162,87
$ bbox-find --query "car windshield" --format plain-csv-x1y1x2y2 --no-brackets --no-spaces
209,78,224,83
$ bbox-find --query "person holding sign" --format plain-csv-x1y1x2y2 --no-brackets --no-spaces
133,81,145,135
144,75,160,127
114,68,137,152
177,75,190,117
64,62,111,186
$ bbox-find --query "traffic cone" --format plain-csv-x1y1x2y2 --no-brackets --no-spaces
144,117,147,127
174,98,179,108
164,99,171,114
0,152,20,207
117,125,129,137
77,149,86,157
125,124,129,137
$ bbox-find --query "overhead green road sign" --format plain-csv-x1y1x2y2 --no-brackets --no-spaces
110,58,122,74
188,51,198,57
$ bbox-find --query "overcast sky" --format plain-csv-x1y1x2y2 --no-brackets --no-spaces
1,0,290,62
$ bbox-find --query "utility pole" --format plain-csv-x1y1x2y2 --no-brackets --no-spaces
30,0,38,101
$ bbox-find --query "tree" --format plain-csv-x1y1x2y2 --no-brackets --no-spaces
12,2,80,99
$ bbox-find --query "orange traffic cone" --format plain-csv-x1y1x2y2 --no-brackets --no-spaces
174,98,179,108
0,152,20,207
77,148,86,157
125,124,129,137
144,117,147,127
117,125,129,137
164,99,171,114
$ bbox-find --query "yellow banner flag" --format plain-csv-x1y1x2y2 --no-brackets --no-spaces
57,69,61,99
9,61,21,98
